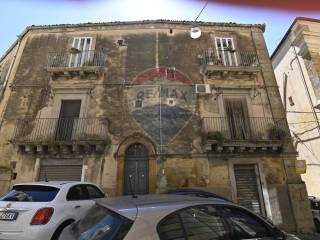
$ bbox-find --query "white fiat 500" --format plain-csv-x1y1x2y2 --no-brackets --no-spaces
0,181,105,240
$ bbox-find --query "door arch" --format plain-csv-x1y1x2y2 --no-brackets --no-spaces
124,143,149,195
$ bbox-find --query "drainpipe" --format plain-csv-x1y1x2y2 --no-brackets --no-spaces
0,36,22,130
283,73,288,112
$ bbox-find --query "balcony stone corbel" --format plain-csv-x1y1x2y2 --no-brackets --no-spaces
36,145,43,153
96,144,106,153
48,145,58,154
72,144,79,153
227,146,235,152
239,146,246,152
216,146,223,152
25,145,34,154
248,146,256,153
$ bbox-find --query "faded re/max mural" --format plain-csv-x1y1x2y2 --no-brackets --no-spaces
127,67,196,144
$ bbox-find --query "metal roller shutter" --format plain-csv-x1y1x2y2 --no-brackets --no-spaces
234,164,263,215
38,159,83,181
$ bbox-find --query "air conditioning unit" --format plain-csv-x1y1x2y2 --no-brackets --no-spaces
195,84,211,94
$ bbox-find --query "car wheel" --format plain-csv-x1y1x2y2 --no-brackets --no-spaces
51,220,74,240
315,219,320,233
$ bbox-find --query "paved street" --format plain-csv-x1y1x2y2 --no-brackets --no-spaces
296,233,320,240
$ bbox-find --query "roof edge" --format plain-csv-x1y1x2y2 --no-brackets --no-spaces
271,17,320,60
24,19,265,31
1,19,265,63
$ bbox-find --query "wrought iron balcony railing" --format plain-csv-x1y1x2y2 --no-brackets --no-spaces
47,50,107,68
201,49,259,68
12,118,108,143
202,117,288,141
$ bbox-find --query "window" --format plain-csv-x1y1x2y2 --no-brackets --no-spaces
219,206,275,240
215,37,237,66
288,96,295,106
180,205,229,240
158,205,229,240
157,213,185,240
224,98,251,140
55,100,81,141
166,68,175,79
135,100,143,108
67,185,88,201
1,185,59,202
86,185,104,199
69,37,92,67
67,203,133,240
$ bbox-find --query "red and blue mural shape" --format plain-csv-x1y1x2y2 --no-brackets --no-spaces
127,67,196,145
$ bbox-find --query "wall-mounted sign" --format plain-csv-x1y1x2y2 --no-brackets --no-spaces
127,67,196,145
295,160,307,174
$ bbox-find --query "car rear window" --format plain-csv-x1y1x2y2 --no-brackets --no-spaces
69,203,133,240
0,185,59,202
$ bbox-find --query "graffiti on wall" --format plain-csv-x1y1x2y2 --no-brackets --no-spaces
127,67,196,144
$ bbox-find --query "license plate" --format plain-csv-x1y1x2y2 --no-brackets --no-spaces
0,212,18,221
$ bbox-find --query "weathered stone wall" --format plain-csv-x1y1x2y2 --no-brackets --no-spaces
0,21,314,232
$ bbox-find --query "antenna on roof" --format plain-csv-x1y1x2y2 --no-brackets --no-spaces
128,175,137,199
190,0,209,39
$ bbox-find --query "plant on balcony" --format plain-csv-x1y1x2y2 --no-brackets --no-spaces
267,125,288,141
207,131,225,145
84,60,95,66
225,45,236,53
69,48,81,54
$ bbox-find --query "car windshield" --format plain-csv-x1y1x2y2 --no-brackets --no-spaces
69,203,133,240
0,185,59,202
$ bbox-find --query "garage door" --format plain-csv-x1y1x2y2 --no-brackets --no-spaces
234,164,264,215
39,159,82,181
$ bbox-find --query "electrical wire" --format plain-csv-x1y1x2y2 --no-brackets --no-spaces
287,110,320,114
291,130,319,163
194,1,209,22
288,120,320,124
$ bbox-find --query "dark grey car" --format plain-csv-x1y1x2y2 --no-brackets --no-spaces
60,194,299,240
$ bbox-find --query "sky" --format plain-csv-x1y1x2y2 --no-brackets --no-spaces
1,0,320,57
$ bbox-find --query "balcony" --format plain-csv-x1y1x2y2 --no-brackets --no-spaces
46,50,107,77
12,118,109,154
200,49,260,79
202,117,288,153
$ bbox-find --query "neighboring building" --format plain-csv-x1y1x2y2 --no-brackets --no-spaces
272,17,320,199
0,20,314,232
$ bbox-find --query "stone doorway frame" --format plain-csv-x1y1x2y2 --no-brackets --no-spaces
116,134,157,196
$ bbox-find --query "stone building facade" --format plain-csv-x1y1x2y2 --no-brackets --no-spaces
0,20,314,232
272,17,320,199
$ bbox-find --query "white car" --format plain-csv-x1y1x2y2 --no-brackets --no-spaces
0,181,105,240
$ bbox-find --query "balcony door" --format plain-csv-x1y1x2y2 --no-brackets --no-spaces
215,37,238,66
225,98,251,140
69,37,92,67
55,100,81,141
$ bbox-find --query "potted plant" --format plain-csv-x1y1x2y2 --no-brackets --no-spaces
226,45,236,53
69,47,81,54
207,131,225,145
267,124,288,141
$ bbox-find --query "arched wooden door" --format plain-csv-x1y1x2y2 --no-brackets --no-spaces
124,143,149,195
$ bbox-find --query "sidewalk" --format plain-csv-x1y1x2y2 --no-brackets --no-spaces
296,233,320,240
